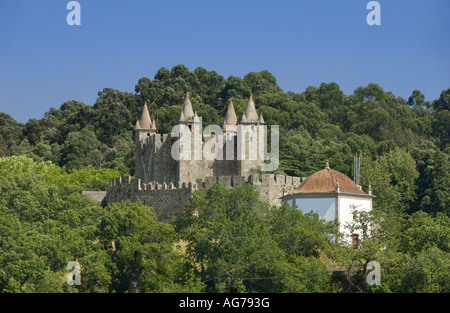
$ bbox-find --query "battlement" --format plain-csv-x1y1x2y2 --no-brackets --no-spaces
138,129,242,152
112,96,294,223
139,133,172,151
105,173,301,223
108,176,201,191
108,174,301,193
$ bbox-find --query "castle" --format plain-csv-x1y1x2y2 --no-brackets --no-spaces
104,94,302,222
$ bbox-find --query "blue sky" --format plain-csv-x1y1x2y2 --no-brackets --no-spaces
0,0,449,123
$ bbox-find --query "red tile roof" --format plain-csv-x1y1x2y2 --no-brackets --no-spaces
296,167,368,195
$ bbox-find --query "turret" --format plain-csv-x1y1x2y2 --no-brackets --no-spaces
224,99,238,126
178,93,195,129
236,95,265,176
259,113,265,124
240,94,259,124
135,102,156,134
135,102,157,182
223,99,238,138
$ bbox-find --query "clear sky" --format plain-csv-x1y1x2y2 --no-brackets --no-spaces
0,0,449,123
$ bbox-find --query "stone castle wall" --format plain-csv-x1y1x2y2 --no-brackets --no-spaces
135,125,267,184
135,133,178,184
105,174,302,223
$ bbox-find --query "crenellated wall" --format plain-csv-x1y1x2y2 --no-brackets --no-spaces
135,125,268,185
118,98,295,223
105,174,302,223
135,132,178,184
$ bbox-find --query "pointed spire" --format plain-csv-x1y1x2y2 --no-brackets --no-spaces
178,110,185,123
194,111,201,124
243,94,259,123
241,113,247,123
152,118,157,131
224,99,237,126
325,160,330,169
368,182,372,195
134,119,141,130
259,113,265,124
182,93,195,122
137,102,152,130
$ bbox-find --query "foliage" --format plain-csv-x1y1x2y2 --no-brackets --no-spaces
0,65,449,293
0,156,203,293
98,201,204,293
175,184,333,293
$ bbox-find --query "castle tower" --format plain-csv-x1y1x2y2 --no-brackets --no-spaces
216,99,238,171
134,102,157,181
134,103,156,180
223,99,237,137
178,93,195,129
237,95,265,175
135,102,156,134
176,93,205,183
240,94,259,124
104,95,305,223
135,101,178,184
259,112,265,124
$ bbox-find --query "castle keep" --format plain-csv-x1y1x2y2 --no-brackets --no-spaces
105,94,301,222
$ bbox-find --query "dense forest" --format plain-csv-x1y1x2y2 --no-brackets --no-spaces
0,64,449,293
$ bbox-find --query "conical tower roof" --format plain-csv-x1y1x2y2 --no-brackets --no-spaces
178,110,186,123
241,113,247,123
181,93,195,122
134,119,141,131
259,113,265,124
224,99,237,126
137,102,152,129
242,94,259,123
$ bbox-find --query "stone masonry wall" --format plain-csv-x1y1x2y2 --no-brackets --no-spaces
136,126,267,185
105,174,301,223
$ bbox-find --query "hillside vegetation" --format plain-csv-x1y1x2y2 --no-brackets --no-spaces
0,65,448,292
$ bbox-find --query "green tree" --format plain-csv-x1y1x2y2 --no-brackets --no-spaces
408,90,426,110
175,184,332,292
337,208,403,293
432,109,450,149
394,246,450,293
360,148,419,214
243,70,282,96
399,211,450,256
409,142,450,215
432,88,450,112
61,128,102,170
98,201,204,293
92,88,136,145
269,204,336,258
0,113,23,156
219,76,251,102
0,156,107,292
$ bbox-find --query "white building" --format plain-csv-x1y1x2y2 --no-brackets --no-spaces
283,162,373,245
